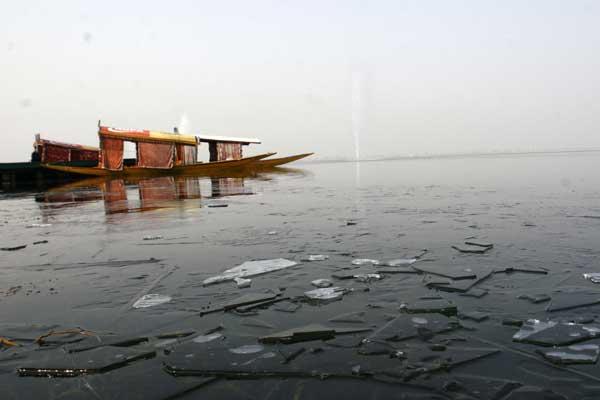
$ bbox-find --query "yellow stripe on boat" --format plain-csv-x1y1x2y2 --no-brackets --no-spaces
98,126,198,146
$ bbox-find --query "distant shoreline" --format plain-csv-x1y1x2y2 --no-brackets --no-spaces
302,148,600,164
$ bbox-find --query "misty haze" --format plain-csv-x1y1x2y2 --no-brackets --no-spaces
1,2,600,399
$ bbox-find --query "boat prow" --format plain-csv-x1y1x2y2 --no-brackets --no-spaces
254,153,314,168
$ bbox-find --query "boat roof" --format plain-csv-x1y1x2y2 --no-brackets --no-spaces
196,134,261,145
99,126,198,146
35,137,100,152
99,126,260,145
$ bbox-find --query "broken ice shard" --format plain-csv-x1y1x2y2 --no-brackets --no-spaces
386,258,417,267
234,277,252,288
301,255,329,262
354,273,383,283
259,323,370,344
304,287,346,302
546,291,600,312
371,314,458,342
351,259,380,266
402,299,458,317
311,279,333,288
513,319,600,346
583,272,600,284
539,344,600,364
132,294,172,309
203,258,298,285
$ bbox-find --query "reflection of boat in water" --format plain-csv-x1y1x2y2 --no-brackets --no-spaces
42,124,311,177
101,176,204,214
37,174,256,215
211,177,251,197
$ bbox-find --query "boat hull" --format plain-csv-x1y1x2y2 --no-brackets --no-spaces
42,153,276,177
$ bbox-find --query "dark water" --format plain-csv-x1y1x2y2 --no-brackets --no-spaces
2,153,600,399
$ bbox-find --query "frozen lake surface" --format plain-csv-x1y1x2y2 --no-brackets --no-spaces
2,153,600,398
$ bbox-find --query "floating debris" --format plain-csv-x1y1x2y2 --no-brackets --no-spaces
1,245,27,251
259,323,370,344
0,337,18,347
464,241,494,248
267,231,278,235
304,287,346,302
386,258,417,267
518,293,551,304
156,331,195,339
351,259,380,266
200,291,281,316
234,277,252,288
32,240,48,245
538,344,600,364
301,255,329,262
207,204,228,208
17,347,156,377
132,294,172,309
497,266,548,275
203,258,298,285
143,235,163,241
451,244,492,254
2,286,22,297
402,299,458,317
311,279,333,288
36,329,94,346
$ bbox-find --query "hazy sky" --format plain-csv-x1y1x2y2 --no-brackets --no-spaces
2,0,600,161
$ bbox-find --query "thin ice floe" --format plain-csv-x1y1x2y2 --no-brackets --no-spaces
512,319,557,341
311,279,333,288
351,259,380,266
132,294,172,309
354,273,383,283
203,258,298,285
583,273,600,284
193,333,223,344
143,235,163,241
386,258,417,267
301,255,329,262
234,277,252,288
26,223,52,228
229,344,264,354
305,287,346,301
541,344,600,364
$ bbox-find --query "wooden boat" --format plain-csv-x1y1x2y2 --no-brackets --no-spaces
43,152,275,177
254,153,314,168
40,125,278,177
